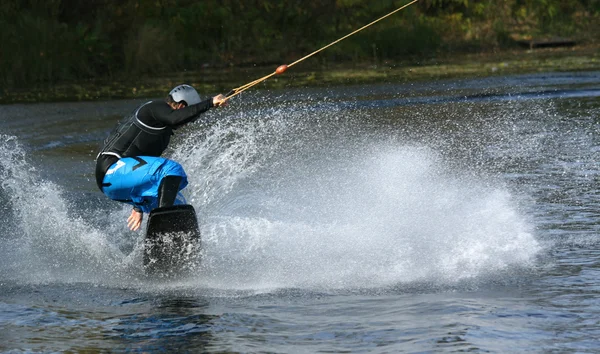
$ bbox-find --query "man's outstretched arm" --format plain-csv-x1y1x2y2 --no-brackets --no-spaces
149,95,227,127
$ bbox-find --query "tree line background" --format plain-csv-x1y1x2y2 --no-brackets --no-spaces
1,0,598,88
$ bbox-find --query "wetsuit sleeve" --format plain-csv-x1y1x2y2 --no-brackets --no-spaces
147,99,214,127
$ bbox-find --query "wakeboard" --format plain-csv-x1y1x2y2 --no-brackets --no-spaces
143,204,201,276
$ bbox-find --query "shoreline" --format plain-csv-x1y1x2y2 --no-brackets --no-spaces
2,45,599,105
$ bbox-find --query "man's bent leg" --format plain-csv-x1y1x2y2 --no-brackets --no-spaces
158,175,183,208
102,156,186,213
152,158,188,209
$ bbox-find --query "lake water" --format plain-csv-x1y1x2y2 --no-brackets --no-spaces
0,71,599,353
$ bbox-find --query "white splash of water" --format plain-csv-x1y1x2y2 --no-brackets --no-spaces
0,135,143,284
169,105,540,290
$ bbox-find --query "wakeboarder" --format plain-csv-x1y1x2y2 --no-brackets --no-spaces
95,84,226,230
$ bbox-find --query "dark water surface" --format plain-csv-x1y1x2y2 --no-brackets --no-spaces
1,72,599,353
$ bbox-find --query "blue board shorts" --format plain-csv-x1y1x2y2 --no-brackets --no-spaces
101,156,188,213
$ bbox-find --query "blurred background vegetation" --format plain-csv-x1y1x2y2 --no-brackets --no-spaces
1,0,599,90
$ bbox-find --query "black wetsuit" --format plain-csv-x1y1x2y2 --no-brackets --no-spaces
95,99,214,190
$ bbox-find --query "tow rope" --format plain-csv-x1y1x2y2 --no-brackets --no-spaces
223,0,420,102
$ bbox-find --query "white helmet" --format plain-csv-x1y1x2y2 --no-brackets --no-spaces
169,84,201,106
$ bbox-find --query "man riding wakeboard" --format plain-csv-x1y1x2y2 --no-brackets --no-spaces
95,84,226,231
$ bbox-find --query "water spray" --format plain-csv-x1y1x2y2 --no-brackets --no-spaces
223,0,421,102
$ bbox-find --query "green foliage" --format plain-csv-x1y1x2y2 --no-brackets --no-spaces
124,24,180,75
1,0,598,88
0,0,114,86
